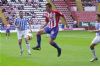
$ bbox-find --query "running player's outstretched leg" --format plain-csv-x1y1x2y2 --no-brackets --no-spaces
49,38,61,57
88,13,100,62
18,39,23,56
25,38,31,55
90,44,98,62
32,31,42,50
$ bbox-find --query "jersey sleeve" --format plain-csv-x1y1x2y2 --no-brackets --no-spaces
55,10,64,17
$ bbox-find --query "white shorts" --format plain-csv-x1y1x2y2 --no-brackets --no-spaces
17,30,28,40
91,36,100,44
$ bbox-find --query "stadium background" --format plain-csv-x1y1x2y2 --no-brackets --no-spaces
0,0,100,66
0,0,100,32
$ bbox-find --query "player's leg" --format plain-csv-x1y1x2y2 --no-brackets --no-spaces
6,30,9,39
18,39,23,55
49,38,61,57
8,30,10,38
89,36,99,62
24,30,31,55
5,31,7,39
49,27,61,57
90,44,98,62
7,30,10,39
25,38,31,55
17,31,23,55
32,27,48,50
36,30,43,48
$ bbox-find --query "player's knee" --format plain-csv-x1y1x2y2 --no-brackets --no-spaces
90,45,94,50
26,42,29,44
49,42,52,45
18,42,21,45
49,41,53,45
37,31,41,36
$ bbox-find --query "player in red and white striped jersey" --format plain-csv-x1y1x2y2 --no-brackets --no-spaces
32,3,67,57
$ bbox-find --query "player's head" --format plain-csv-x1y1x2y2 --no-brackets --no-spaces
19,11,23,18
96,13,100,22
46,3,52,13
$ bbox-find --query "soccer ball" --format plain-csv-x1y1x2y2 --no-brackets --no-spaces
27,33,32,40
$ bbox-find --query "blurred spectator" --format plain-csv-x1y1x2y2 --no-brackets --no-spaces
13,6,17,12
39,3,42,8
73,20,78,28
29,0,32,2
25,0,32,6
82,0,94,6
10,0,16,2
32,13,36,18
25,12,28,16
96,0,100,2
1,0,8,4
39,0,43,2
0,18,3,26
2,8,6,12
18,0,22,3
10,7,16,15
18,5,24,10
34,0,39,2
0,0,2,6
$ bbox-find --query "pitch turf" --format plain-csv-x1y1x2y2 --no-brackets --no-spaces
0,31,100,66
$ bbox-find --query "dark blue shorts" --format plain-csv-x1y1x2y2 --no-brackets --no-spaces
44,26,59,39
6,29,10,33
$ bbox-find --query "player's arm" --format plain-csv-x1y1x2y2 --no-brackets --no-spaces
57,11,67,27
61,15,68,28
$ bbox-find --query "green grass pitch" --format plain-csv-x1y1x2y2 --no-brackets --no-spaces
0,31,100,66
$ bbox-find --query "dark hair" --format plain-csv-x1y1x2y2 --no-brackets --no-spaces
46,3,52,8
97,13,100,18
19,11,23,13
2,9,6,12
6,17,9,21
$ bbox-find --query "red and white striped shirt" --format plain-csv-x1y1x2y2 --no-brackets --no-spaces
44,10,64,28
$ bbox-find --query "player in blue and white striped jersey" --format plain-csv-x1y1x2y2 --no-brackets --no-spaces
89,13,100,62
15,11,32,55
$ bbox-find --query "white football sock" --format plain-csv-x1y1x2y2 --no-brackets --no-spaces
90,49,97,58
26,43,31,54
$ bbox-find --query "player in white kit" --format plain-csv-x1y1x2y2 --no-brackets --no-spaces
89,13,100,62
15,11,32,55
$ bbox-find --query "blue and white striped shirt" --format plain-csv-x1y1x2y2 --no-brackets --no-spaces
15,17,29,30
95,22,100,36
